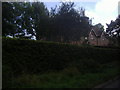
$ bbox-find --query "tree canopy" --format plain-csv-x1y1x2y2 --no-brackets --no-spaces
106,15,120,45
2,2,92,43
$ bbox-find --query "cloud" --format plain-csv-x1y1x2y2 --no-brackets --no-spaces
32,0,99,2
95,0,118,14
86,0,119,30
119,1,120,14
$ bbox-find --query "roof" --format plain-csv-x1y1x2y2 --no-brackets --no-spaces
92,26,103,37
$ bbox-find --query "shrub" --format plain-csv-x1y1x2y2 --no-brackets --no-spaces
2,37,119,75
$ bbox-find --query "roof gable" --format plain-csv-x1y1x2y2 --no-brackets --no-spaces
91,26,103,37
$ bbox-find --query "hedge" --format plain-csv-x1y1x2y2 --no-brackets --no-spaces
2,37,120,75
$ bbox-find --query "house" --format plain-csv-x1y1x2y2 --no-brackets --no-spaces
88,26,109,46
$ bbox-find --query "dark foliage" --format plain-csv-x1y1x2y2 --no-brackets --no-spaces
3,38,119,74
2,2,92,43
106,15,120,45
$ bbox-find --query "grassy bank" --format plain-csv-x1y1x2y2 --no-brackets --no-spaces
10,61,119,88
2,37,120,88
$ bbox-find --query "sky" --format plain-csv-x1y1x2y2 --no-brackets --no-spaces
42,0,120,30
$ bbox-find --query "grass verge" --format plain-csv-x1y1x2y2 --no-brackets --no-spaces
10,61,119,88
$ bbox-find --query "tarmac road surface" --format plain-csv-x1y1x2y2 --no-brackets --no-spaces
94,76,120,88
103,79,120,88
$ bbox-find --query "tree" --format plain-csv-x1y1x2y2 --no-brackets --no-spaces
2,2,35,38
106,15,120,45
2,2,16,37
2,1,92,43
31,2,49,40
13,2,34,38
48,2,91,42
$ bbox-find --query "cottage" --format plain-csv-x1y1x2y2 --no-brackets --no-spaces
88,26,109,46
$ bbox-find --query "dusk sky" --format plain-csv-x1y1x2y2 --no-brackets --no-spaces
42,0,119,30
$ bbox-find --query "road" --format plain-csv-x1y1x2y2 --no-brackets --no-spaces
94,76,120,88
103,79,120,88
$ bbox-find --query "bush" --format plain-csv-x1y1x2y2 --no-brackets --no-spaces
2,37,119,75
2,65,13,88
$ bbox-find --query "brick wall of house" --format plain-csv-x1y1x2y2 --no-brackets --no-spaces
99,35,109,46
88,31,98,46
88,31,109,46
